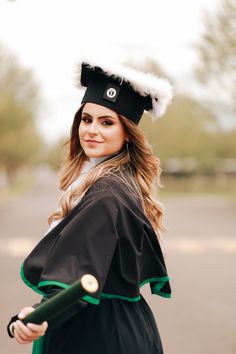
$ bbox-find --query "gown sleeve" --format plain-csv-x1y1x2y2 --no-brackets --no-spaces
23,188,120,305
36,288,88,331
6,288,88,338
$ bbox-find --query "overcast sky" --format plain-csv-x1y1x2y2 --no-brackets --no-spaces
0,0,220,143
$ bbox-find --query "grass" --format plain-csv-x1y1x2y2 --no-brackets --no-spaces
159,175,236,197
0,173,34,207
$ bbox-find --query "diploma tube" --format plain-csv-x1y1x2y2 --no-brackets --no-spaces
22,274,99,325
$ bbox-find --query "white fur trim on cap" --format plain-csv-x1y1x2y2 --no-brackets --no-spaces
77,59,173,120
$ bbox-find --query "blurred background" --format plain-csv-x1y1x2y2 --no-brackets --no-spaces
0,0,235,353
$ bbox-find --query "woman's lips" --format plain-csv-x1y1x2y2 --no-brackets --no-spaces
85,140,101,143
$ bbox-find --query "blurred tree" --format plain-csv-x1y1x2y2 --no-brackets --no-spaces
123,57,169,79
0,44,42,181
213,128,236,158
43,137,67,170
124,54,236,175
126,57,233,174
140,94,220,173
194,0,236,122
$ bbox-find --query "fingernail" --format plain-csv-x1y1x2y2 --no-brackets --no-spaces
18,313,23,319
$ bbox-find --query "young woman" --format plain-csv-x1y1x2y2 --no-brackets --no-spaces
8,61,173,354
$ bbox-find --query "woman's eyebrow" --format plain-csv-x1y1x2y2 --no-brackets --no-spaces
82,112,117,120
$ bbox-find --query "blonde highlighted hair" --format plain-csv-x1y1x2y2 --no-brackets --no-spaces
49,105,165,236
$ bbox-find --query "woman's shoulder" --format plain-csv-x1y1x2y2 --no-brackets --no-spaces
89,169,132,193
90,174,124,193
86,172,142,211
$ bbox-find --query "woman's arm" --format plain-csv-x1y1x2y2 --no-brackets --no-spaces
7,307,48,344
7,287,88,342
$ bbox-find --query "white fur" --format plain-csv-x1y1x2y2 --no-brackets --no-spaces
77,59,173,120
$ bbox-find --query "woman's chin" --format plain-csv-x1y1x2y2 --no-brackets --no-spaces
84,150,108,158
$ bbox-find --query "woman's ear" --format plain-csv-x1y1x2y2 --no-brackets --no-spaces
124,132,130,142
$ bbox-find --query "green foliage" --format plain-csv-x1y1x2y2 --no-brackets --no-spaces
195,0,236,80
194,0,236,114
140,94,236,173
43,138,67,170
0,44,42,179
213,129,236,158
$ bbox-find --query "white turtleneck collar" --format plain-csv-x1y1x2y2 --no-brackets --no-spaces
70,154,113,189
89,155,112,166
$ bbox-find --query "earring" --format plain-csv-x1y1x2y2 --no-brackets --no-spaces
126,140,130,162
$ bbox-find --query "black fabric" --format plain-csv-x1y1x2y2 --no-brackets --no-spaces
7,315,18,338
81,63,153,124
18,169,171,353
37,288,88,332
42,295,164,354
22,174,171,302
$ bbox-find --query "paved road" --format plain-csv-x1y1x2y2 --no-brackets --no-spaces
1,168,236,354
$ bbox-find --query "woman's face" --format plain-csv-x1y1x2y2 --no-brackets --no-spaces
79,103,128,158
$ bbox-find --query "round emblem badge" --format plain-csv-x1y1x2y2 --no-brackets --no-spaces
106,88,117,98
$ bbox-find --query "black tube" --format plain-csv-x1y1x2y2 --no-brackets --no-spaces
22,274,98,325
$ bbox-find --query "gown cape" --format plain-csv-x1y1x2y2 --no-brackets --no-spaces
20,172,171,354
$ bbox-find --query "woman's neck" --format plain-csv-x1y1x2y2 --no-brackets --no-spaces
89,154,113,166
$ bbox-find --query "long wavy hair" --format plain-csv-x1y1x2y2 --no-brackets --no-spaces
48,104,165,236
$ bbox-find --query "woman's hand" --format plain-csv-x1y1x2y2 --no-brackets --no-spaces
13,307,48,344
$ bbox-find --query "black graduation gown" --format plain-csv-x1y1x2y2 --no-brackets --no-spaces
20,173,171,354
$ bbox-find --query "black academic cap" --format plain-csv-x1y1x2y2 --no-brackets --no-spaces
77,60,173,125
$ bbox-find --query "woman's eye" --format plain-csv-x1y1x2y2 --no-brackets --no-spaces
81,117,113,126
101,120,113,126
81,117,92,123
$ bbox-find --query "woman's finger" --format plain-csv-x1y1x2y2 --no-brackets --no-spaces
14,320,33,341
14,320,43,342
14,327,32,344
18,307,35,320
27,321,48,334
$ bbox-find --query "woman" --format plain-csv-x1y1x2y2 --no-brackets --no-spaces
8,61,173,354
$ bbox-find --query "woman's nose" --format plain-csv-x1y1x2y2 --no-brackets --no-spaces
87,121,99,135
